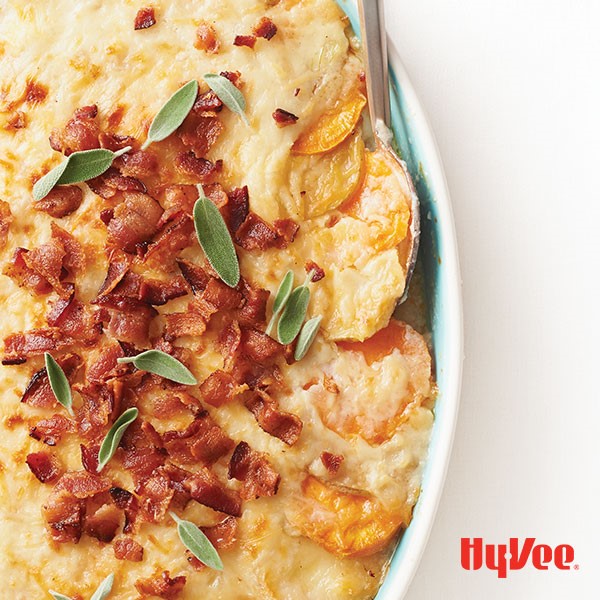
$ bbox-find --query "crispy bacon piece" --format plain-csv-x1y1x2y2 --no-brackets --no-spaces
30,414,74,446
177,259,209,293
223,186,249,234
143,216,195,266
183,467,242,517
272,108,298,127
26,451,62,483
22,353,82,408
3,247,52,295
99,131,135,151
80,443,100,473
2,327,69,365
254,17,278,40
200,370,246,408
97,295,157,345
42,488,84,543
139,276,189,305
241,328,284,365
49,105,100,156
110,486,140,534
138,472,174,522
273,218,299,247
320,451,344,474
51,223,85,275
164,304,207,340
174,152,218,181
75,382,122,439
134,6,156,30
85,504,121,542
245,391,302,445
34,185,82,218
178,114,223,159
0,199,12,249
193,90,223,113
121,422,168,486
235,212,278,251
237,282,269,327
114,536,144,561
47,295,102,344
135,571,187,599
118,149,159,178
234,35,256,49
195,21,220,53
186,516,238,570
85,343,128,383
55,471,111,498
220,70,242,87
95,249,130,298
305,260,325,282
204,277,243,309
228,441,280,500
162,411,234,465
106,192,163,253
87,167,146,199
22,236,70,298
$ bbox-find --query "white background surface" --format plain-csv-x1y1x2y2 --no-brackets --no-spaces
385,1,600,598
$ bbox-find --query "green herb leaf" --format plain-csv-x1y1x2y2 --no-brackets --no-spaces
49,592,72,600
203,73,249,125
193,196,240,288
90,573,114,600
33,159,70,201
277,285,310,344
265,270,294,336
170,512,223,571
117,349,197,385
294,315,322,360
142,80,199,150
44,353,73,416
97,408,138,472
56,147,130,185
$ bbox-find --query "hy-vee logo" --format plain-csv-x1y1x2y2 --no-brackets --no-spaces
461,538,577,578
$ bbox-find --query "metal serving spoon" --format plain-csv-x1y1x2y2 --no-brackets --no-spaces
357,0,420,303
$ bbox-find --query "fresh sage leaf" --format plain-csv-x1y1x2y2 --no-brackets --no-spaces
90,574,114,600
294,315,322,360
33,159,69,201
277,285,310,344
142,80,198,150
49,592,72,600
170,512,223,571
203,73,249,125
117,349,197,385
44,352,73,416
265,270,294,336
97,408,138,472
193,196,240,288
57,147,131,185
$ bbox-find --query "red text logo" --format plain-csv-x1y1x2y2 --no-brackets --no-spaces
460,538,575,578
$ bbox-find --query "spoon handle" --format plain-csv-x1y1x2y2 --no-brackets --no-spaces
357,0,391,140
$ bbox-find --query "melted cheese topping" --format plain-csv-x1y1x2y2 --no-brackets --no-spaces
0,1,433,598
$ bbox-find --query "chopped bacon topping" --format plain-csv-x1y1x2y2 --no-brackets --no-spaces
320,451,344,474
228,441,280,500
85,343,127,383
47,295,102,344
184,467,242,517
237,282,269,327
223,185,249,234
139,276,189,305
114,536,144,561
177,259,210,293
106,192,163,253
174,151,218,181
143,215,195,266
117,149,159,178
272,108,298,127
87,167,146,199
163,305,208,340
241,328,284,365
195,21,220,53
51,222,86,275
30,414,74,446
305,260,325,281
134,6,156,30
22,236,70,298
49,105,100,156
235,212,279,251
95,249,130,299
220,70,242,86
203,277,243,310
200,370,244,407
178,113,223,159
138,472,174,523
42,488,84,543
218,319,242,369
80,443,100,473
203,515,237,549
97,295,157,345
3,247,52,296
110,486,140,534
55,470,111,498
245,391,302,445
85,504,121,542
254,17,278,40
0,200,12,250
193,89,223,113
273,219,299,247
135,571,187,599
34,185,83,218
26,451,63,483
99,131,135,151
75,382,122,439
22,353,82,408
162,411,234,465
2,327,70,365
120,422,168,486
234,34,256,49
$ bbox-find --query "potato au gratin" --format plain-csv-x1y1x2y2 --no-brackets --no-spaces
0,0,435,598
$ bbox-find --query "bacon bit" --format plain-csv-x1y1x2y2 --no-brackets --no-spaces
164,306,207,340
114,536,144,561
199,370,241,407
220,71,242,86
161,185,198,224
120,422,168,486
245,391,302,445
234,35,256,49
3,247,52,295
237,282,269,327
143,216,195,266
110,487,140,534
193,89,223,113
203,277,243,310
177,259,209,294
22,353,82,408
26,451,63,483
42,488,84,543
87,167,146,199
162,411,234,465
99,131,134,151
2,327,69,365
34,185,83,218
95,249,130,299
21,237,70,298
118,149,159,178
218,320,242,369
5,110,27,130
183,467,242,517
85,503,121,542
195,21,220,53
228,441,280,500
47,295,102,344
235,212,279,251
80,443,100,473
134,7,156,30
86,343,128,383
49,105,100,156
106,192,163,252
139,276,189,305
174,151,218,181
135,571,187,599
30,414,74,446
241,328,284,365
51,222,85,275
320,451,344,474
178,113,223,159
0,200,12,250
138,472,174,522
223,186,249,234
273,219,299,247
203,515,237,549
272,108,298,127
254,17,278,40
75,382,121,439
305,260,325,282
55,471,111,499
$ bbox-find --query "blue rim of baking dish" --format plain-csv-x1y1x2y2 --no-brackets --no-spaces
335,1,464,598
